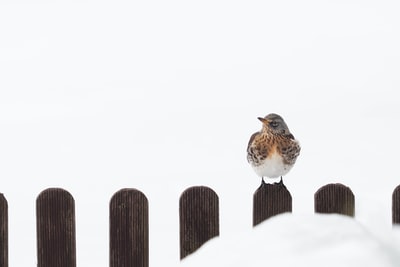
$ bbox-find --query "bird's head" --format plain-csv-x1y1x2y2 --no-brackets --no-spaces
258,113,291,135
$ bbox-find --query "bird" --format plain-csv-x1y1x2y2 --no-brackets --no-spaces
247,113,300,187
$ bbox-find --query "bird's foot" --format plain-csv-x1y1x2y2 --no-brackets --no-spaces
274,177,286,189
258,178,266,189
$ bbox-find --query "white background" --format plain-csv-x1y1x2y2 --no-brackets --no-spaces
1,0,400,266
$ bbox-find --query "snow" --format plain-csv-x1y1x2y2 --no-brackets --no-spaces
1,0,400,266
182,214,400,267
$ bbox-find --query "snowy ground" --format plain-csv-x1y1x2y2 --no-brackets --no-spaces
182,214,400,267
1,0,400,266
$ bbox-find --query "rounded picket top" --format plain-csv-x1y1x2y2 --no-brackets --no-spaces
180,186,219,204
314,183,355,217
110,188,148,206
0,193,8,267
110,188,149,267
37,188,75,204
392,185,400,224
36,188,76,267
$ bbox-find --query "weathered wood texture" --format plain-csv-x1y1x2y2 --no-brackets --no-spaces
392,185,400,224
110,188,149,267
179,186,219,259
0,194,7,267
7,183,400,265
36,188,76,267
253,183,292,226
314,183,355,216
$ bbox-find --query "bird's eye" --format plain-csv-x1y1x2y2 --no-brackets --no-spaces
270,121,279,128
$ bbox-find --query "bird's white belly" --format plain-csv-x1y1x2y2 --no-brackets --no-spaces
252,152,292,178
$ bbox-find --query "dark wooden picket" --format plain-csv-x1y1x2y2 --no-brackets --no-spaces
3,183,400,265
179,186,219,259
253,183,292,226
392,185,400,224
0,193,7,267
110,188,149,267
314,183,355,217
36,188,76,267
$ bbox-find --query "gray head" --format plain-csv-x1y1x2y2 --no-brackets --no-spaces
258,113,291,135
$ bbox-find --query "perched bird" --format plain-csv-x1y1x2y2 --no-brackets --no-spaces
247,113,300,186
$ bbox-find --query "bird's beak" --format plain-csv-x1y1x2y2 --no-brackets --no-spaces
258,117,269,124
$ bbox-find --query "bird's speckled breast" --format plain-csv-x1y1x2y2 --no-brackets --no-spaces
251,150,293,178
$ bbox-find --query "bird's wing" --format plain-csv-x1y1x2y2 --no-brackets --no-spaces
287,133,295,140
280,139,301,165
246,132,259,152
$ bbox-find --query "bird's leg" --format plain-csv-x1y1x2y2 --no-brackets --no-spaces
258,177,266,189
275,176,284,186
275,176,287,189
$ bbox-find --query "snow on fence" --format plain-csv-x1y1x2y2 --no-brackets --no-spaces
1,183,400,267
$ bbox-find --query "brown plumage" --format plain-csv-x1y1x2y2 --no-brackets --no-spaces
247,113,300,185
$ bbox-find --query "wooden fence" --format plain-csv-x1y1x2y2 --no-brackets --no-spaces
1,183,400,267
